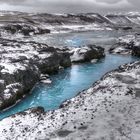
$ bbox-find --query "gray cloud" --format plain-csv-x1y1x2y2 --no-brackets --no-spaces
127,0,140,5
0,0,26,4
96,0,122,4
0,0,138,13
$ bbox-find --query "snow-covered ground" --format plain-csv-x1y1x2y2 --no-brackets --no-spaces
47,24,112,34
0,61,140,140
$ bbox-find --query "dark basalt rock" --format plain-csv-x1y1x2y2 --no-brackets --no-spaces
30,107,45,115
36,28,50,35
85,45,105,60
132,45,140,56
77,15,96,23
0,39,72,110
122,26,133,30
57,130,73,137
0,64,40,110
1,23,50,36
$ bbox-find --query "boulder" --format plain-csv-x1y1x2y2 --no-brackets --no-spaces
122,26,133,30
70,44,105,63
132,45,140,56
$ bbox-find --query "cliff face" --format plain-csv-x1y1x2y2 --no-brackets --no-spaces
0,61,139,140
0,39,71,110
0,37,104,111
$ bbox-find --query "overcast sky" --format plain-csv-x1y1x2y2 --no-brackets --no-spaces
0,0,139,14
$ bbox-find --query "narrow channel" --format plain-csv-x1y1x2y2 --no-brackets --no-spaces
0,30,139,120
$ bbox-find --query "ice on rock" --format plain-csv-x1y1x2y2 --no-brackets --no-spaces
0,63,26,74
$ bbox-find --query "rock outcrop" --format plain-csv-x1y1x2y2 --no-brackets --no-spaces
1,23,50,37
0,38,72,110
109,34,140,56
0,61,140,140
69,44,105,63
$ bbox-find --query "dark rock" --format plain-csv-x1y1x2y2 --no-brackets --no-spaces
1,23,50,36
30,107,45,115
58,51,71,67
37,28,50,34
57,130,73,137
0,65,40,110
122,26,133,30
132,45,140,56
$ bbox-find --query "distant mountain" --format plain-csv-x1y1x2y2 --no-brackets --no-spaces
0,11,140,38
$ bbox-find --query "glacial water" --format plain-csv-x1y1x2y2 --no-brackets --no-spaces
0,30,139,120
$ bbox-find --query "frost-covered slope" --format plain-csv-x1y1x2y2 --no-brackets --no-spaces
105,12,140,27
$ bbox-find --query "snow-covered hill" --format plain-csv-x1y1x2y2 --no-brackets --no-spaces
0,11,140,36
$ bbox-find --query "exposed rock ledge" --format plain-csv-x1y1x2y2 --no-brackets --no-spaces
109,34,140,56
0,38,71,110
69,44,105,63
0,61,140,140
0,38,104,111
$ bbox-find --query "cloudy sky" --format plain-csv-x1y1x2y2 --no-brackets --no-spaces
0,0,139,13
